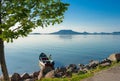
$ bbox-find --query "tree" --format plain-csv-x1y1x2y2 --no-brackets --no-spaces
0,0,69,81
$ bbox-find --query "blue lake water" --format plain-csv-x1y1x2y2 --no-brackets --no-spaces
0,35,120,75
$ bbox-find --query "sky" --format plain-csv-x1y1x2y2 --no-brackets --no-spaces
33,0,120,33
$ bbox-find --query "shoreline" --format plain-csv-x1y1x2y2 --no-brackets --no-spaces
0,53,120,81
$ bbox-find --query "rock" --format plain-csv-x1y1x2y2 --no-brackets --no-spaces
68,64,77,69
38,70,44,80
84,64,90,70
31,71,40,78
21,73,30,80
100,62,111,67
108,53,120,62
55,67,60,73
63,71,72,78
78,64,84,68
67,64,77,73
100,58,112,64
55,66,66,77
11,73,21,81
45,70,55,78
54,72,63,78
43,66,53,75
67,67,73,73
59,67,67,73
83,68,89,72
0,75,3,81
78,64,85,71
38,65,54,80
89,60,99,69
24,78,35,81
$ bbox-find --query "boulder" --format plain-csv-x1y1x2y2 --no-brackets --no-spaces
59,67,67,73
21,73,30,80
78,64,84,68
89,60,99,69
38,65,54,80
24,78,35,81
78,64,85,71
43,66,53,75
11,73,21,81
68,64,77,69
108,53,120,62
67,64,77,73
54,72,63,78
100,62,111,67
63,71,72,78
31,71,40,78
100,58,112,64
38,70,44,80
45,70,55,78
0,75,3,81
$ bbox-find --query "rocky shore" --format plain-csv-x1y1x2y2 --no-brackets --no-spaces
0,53,120,81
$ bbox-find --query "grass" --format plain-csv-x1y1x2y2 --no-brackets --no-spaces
36,61,120,81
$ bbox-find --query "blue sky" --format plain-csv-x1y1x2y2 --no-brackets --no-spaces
33,0,120,33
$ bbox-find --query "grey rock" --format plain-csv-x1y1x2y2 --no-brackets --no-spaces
59,67,67,73
32,71,40,78
55,72,63,78
89,60,99,69
100,59,111,64
100,62,111,67
38,71,43,80
63,71,72,78
68,64,77,69
11,73,21,81
67,64,77,73
45,70,55,78
24,79,35,81
108,53,120,62
21,73,30,80
78,64,85,68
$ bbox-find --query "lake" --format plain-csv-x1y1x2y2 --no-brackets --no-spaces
0,35,120,75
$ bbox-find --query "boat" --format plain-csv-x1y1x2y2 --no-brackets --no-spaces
39,53,54,69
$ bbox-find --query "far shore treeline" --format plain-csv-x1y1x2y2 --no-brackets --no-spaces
31,30,120,35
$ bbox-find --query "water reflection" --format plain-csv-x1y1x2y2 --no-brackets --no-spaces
58,35,73,40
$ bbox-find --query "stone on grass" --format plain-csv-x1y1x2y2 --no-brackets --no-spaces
45,70,55,78
24,78,35,81
100,62,111,67
108,53,120,62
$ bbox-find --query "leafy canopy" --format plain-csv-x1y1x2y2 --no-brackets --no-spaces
0,0,69,42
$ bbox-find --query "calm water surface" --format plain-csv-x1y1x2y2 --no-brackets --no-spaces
0,35,120,74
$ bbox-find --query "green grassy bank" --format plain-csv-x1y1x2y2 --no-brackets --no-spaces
38,61,120,81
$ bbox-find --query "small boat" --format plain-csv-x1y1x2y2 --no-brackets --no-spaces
39,53,54,69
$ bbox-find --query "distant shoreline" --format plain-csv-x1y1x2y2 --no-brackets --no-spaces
31,30,120,35
30,33,120,35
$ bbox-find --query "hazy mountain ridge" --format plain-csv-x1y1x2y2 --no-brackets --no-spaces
50,30,120,35
51,30,81,34
31,30,120,35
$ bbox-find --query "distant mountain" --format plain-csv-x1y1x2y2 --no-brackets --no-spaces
30,30,120,35
112,32,120,35
50,30,120,35
50,30,81,34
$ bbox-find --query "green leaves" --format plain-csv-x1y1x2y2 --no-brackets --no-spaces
0,0,69,42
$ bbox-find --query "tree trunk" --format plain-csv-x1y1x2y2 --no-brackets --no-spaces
0,35,10,81
0,0,9,80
